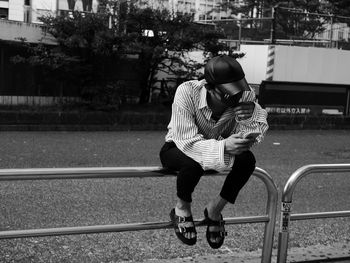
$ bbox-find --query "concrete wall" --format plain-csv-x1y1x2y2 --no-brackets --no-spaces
238,44,350,85
0,19,56,44
8,0,24,21
31,0,57,23
238,45,269,85
5,0,98,23
153,47,268,89
274,45,350,85
0,1,9,9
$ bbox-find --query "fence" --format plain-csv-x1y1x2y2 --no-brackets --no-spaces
2,164,349,262
276,164,350,263
0,166,278,263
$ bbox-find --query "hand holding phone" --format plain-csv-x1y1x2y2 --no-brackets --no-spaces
243,131,261,140
224,134,252,155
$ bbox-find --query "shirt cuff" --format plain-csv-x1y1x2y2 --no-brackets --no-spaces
234,102,259,124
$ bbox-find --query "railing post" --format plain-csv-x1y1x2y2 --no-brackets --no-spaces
276,201,292,263
276,164,350,262
254,168,278,263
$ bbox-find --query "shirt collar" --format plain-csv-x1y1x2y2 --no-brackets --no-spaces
198,79,208,109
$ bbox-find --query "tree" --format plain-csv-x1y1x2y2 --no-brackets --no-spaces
11,10,125,108
323,0,350,18
219,0,346,41
321,0,350,26
273,1,325,39
121,4,227,103
39,11,124,107
14,2,230,106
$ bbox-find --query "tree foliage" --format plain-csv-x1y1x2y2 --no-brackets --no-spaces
220,0,350,40
322,0,350,19
14,1,230,106
116,3,227,103
274,1,325,39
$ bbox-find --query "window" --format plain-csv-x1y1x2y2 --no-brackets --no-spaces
24,0,30,6
24,5,31,22
0,8,8,19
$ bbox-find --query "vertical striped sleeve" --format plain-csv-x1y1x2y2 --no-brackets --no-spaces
235,102,269,143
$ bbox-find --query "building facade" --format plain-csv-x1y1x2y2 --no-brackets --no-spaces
0,0,237,24
315,22,350,43
0,0,98,23
135,0,236,21
0,0,100,106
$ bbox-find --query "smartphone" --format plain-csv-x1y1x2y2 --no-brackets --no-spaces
243,132,261,140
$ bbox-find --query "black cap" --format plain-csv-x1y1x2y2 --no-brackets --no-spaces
204,55,250,94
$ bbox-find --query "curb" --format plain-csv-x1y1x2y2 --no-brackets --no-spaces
129,242,350,263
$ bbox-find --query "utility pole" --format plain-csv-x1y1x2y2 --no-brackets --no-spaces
56,0,59,16
329,14,334,48
270,5,277,44
123,0,130,34
238,21,242,51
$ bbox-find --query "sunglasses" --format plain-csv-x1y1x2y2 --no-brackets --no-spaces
214,88,243,105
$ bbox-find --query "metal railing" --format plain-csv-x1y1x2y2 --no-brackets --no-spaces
276,164,350,263
0,166,278,263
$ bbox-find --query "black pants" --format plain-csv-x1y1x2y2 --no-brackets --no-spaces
159,142,256,204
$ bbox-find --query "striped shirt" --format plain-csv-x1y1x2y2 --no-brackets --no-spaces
165,79,268,171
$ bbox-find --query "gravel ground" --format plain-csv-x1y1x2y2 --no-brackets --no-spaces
0,130,349,262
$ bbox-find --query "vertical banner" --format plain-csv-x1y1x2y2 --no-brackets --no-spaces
265,45,275,81
58,0,97,12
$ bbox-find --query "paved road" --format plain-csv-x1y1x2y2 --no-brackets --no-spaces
0,130,349,262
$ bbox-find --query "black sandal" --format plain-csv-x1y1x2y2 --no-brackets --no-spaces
169,208,197,246
203,208,227,249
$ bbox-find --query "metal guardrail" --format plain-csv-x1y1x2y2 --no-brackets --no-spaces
276,164,350,263
0,166,278,263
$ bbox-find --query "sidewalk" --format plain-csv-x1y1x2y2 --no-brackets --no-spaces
137,242,350,263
